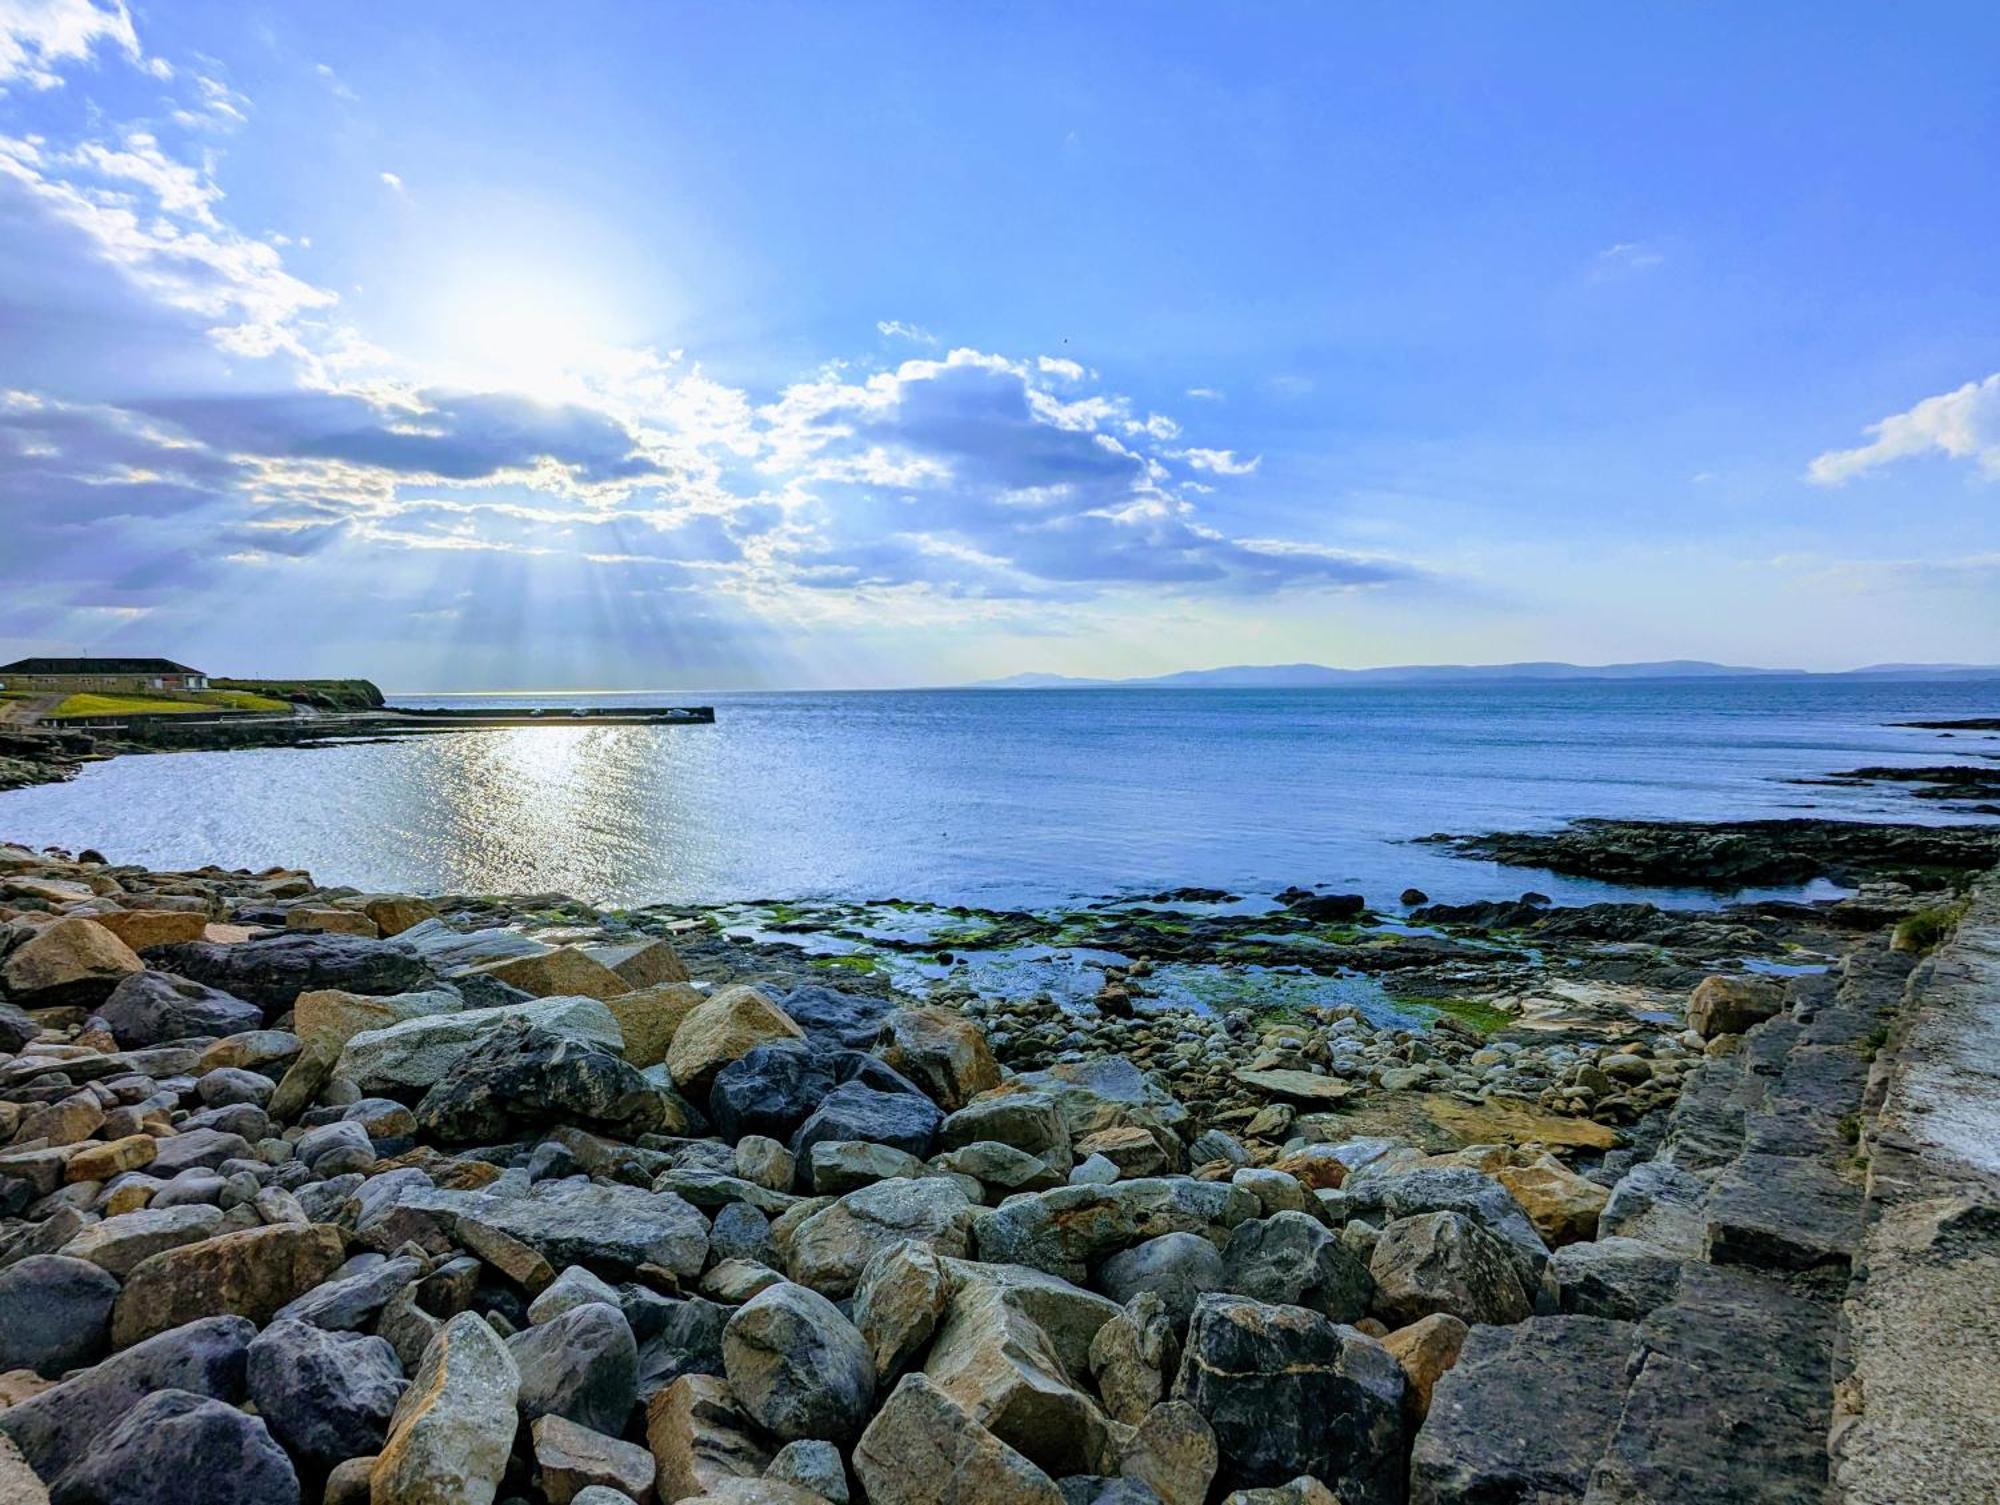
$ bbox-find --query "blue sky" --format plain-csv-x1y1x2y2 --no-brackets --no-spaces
1,1,1996,689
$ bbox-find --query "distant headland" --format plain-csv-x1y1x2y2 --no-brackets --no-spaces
969,659,2000,689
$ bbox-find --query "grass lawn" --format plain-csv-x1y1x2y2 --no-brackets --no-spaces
50,689,291,718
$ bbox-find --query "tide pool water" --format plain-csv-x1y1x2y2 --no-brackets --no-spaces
1,679,1994,909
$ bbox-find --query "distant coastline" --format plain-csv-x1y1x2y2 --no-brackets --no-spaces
969,659,2000,690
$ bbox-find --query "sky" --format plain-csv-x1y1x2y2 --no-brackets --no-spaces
0,1,1996,690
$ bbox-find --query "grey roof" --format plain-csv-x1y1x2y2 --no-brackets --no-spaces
0,657,205,676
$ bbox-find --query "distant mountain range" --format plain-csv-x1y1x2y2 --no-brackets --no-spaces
969,660,2000,689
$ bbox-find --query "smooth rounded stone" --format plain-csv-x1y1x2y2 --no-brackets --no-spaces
1367,1211,1532,1328
936,1094,1072,1171
1094,1234,1227,1326
457,1177,711,1278
1070,1155,1119,1186
711,1202,777,1265
1173,1294,1404,1502
853,1373,1065,1505
777,984,897,1051
152,1171,227,1209
1550,1236,1685,1319
937,1142,1062,1195
1087,1292,1178,1426
45,1386,299,1505
58,1203,225,1277
180,1102,273,1141
416,1019,673,1143
1220,1212,1374,1324
339,1095,419,1145
373,1311,521,1505
531,1412,658,1504
146,931,433,1011
1379,1311,1467,1422
298,1118,374,1168
668,986,807,1098
110,1221,348,1346
1,917,143,1006
196,1066,276,1108
276,1252,425,1330
874,1007,1001,1113
149,1128,257,1177
735,1136,798,1193
786,1177,978,1299
1118,1398,1218,1505
767,1438,849,1505
321,1455,375,1505
709,1046,837,1145
198,1029,302,1075
530,1264,624,1325
0,1315,255,1481
791,1082,944,1166
508,1300,639,1437
98,971,262,1046
1686,973,1785,1040
1343,1167,1550,1294
703,1259,787,1303
0,1255,119,1375
810,1140,927,1195
724,1281,876,1443
247,1318,406,1468
1229,1168,1309,1216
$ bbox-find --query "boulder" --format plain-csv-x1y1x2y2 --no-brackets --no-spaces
1378,1313,1466,1423
146,931,432,1009
0,1436,46,1505
710,1046,837,1145
724,1281,876,1443
352,894,440,937
335,995,621,1094
667,987,806,1097
289,906,379,937
645,1374,772,1504
791,1081,944,1164
1686,974,1784,1040
1174,1294,1403,1503
509,1301,640,1437
1596,1160,1707,1258
530,1265,625,1326
276,1252,425,1331
45,1387,300,1505
1342,1167,1549,1294
937,1095,1072,1172
852,1240,953,1381
1550,1236,1685,1320
0,1315,254,1480
811,1140,926,1194
767,1439,848,1505
464,945,630,1001
98,970,263,1045
293,986,463,1054
416,1019,671,1143
395,918,545,972
1367,1212,1531,1328
936,1142,1062,1196
458,1178,709,1277
974,1180,1260,1284
1094,1234,1226,1327
532,1413,659,1505
59,1205,228,1277
1118,1398,1219,1505
2,917,142,1005
853,1373,1065,1505
588,937,692,990
1220,1213,1373,1324
875,1008,1000,1113
246,1318,406,1468
777,985,897,1051
110,1222,348,1347
88,908,209,950
372,1311,521,1505
786,1178,977,1299
1493,1158,1611,1249
0,1255,118,1375
606,981,705,1069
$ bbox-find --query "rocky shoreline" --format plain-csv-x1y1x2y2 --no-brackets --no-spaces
0,823,1993,1504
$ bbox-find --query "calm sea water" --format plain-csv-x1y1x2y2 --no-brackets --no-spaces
2,680,1995,910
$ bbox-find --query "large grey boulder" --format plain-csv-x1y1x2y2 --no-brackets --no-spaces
1094,1233,1226,1327
1175,1294,1404,1504
415,1019,670,1143
0,1255,119,1375
786,1177,977,1299
1221,1212,1373,1324
275,1251,425,1330
975,1179,1260,1283
723,1281,876,1443
372,1311,521,1505
247,1319,405,1469
1551,1237,1686,1320
508,1301,639,1437
791,1080,944,1164
1596,1160,1708,1258
335,995,621,1094
1089,1291,1179,1426
456,1177,709,1277
1368,1212,1532,1328
1342,1167,1549,1294
146,931,432,1009
46,1388,299,1505
98,970,263,1045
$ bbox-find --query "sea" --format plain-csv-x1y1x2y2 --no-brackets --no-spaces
1,679,1995,912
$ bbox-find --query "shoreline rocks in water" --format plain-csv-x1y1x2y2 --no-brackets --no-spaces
0,834,1992,1504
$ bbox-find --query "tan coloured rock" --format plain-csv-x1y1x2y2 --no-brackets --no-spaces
463,945,630,1000
646,1374,772,1504
1231,1069,1354,1104
373,1310,521,1505
1493,1157,1611,1248
0,1434,49,1505
1118,1399,1217,1505
288,906,380,937
532,1412,658,1504
295,987,463,1054
587,937,691,990
355,894,440,937
666,986,804,1096
1,917,142,1004
1074,1125,1167,1178
853,1373,1064,1505
605,982,706,1069
1687,974,1784,1040
64,1133,156,1182
88,909,208,949
1380,1312,1467,1421
876,1008,1001,1113
110,1222,347,1346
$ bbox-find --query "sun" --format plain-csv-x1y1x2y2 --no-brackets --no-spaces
429,269,618,403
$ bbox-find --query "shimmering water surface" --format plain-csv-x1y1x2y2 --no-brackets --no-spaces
2,681,1995,909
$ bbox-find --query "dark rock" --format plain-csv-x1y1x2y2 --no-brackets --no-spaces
0,1315,253,1479
790,1079,943,1164
1221,1212,1373,1324
711,1201,777,1264
1175,1293,1404,1503
723,1281,876,1443
1344,1167,1549,1293
0,1000,38,1052
98,971,263,1045
778,984,897,1050
1095,1233,1226,1327
275,1253,425,1331
456,1177,710,1278
47,1387,299,1505
144,932,432,1009
508,1300,639,1436
633,1294,729,1395
1368,1212,1532,1328
415,1019,667,1143
1551,1238,1685,1320
1288,893,1366,922
247,1319,406,1468
709,1044,835,1144
0,1254,119,1375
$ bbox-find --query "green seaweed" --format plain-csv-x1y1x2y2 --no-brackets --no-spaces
1401,994,1514,1035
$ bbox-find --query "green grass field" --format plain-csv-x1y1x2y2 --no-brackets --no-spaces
50,689,291,718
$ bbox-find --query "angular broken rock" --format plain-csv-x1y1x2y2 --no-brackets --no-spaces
47,1387,301,1505
110,1222,348,1347
246,1318,407,1469
853,1373,1065,1505
853,1239,953,1382
973,1179,1259,1284
509,1300,640,1438
723,1281,877,1443
786,1177,976,1299
646,1374,773,1504
532,1412,659,1505
457,1177,710,1278
1221,1211,1373,1324
666,986,806,1098
1,917,142,1005
58,1204,226,1279
335,995,622,1094
874,1007,1001,1113
1378,1312,1467,1423
1088,1291,1178,1427
372,1310,522,1505
1118,1399,1218,1505
1367,1212,1532,1329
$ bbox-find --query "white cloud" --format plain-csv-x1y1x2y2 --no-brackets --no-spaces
1180,447,1260,476
1808,373,2000,484
1594,240,1665,276
0,0,139,90
379,170,404,193
1037,355,1084,381
876,318,935,344
1185,386,1223,401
